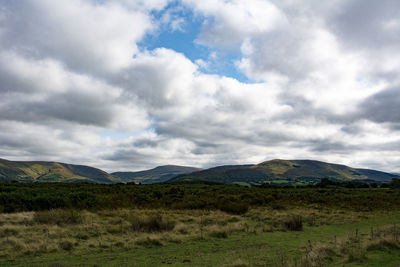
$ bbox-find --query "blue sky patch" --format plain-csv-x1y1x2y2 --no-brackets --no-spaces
138,2,251,83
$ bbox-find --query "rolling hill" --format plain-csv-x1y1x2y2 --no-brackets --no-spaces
1,158,397,185
169,159,399,185
112,165,201,184
0,158,116,183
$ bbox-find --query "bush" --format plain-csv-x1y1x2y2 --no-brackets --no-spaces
218,201,249,215
33,209,83,225
390,178,400,189
129,213,175,232
283,215,303,231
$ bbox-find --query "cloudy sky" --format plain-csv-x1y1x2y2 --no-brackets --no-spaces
0,0,400,172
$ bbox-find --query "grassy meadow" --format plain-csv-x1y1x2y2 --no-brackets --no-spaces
0,182,400,266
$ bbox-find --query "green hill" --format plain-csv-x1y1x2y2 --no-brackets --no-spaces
0,158,116,183
1,158,397,185
112,165,201,184
169,159,398,185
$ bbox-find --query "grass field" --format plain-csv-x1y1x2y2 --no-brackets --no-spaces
1,183,400,266
0,207,399,266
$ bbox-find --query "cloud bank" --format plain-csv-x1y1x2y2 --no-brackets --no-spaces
0,0,399,172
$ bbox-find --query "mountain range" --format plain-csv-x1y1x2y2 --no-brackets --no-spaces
0,158,398,185
169,159,398,185
111,165,201,184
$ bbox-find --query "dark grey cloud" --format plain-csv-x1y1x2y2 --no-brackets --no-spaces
0,93,113,127
310,141,357,153
330,0,400,49
359,87,400,124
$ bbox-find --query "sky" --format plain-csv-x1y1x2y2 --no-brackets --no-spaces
0,0,400,173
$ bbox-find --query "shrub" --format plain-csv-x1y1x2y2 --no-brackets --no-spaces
283,215,303,231
33,209,83,225
129,213,175,232
389,178,400,189
218,201,249,215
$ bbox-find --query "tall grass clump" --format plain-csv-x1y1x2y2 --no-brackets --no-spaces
129,213,175,232
283,215,303,231
33,209,83,225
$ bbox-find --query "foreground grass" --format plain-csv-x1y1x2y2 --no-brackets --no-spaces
0,208,399,266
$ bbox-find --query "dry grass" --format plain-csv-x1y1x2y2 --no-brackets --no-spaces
129,213,175,232
0,209,246,256
0,207,383,257
289,223,400,267
33,209,84,225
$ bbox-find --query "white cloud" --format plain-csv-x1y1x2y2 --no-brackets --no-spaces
195,59,209,70
0,0,157,74
184,0,287,49
0,0,400,173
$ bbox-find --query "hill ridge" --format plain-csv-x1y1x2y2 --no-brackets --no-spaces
112,165,201,184
169,159,398,185
0,158,116,183
0,158,398,185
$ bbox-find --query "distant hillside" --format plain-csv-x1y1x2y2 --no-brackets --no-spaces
169,159,398,185
356,169,398,182
207,164,255,171
1,158,397,185
0,158,116,183
112,165,201,184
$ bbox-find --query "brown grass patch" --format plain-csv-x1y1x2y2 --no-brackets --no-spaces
129,213,175,232
33,209,83,225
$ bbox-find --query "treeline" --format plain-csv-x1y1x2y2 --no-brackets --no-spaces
258,178,394,189
1,181,400,213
